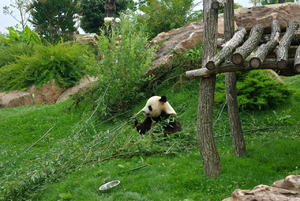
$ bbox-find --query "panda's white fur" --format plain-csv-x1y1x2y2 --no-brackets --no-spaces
142,95,176,118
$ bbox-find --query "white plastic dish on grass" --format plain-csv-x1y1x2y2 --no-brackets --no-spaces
99,180,120,190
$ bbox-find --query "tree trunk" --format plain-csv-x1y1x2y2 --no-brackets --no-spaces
278,0,285,3
103,0,116,38
206,27,246,70
224,0,246,158
197,0,221,178
186,58,299,79
232,24,264,65
276,20,299,69
294,45,300,73
250,20,281,68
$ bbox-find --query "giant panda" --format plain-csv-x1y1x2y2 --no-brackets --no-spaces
131,92,182,136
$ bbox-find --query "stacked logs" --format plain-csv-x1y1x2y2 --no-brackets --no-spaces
186,20,300,80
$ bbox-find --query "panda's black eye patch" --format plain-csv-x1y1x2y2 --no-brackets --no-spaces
148,106,152,111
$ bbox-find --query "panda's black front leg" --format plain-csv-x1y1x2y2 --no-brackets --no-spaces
136,117,152,135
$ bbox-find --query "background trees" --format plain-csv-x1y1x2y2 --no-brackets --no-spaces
3,0,31,31
29,0,81,43
138,0,203,39
80,0,135,34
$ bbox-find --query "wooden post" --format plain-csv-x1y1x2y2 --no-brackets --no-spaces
232,24,264,65
197,0,221,178
276,20,299,69
224,0,246,158
250,20,281,68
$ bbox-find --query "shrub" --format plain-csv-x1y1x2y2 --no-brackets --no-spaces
0,40,97,91
215,70,293,110
0,43,35,68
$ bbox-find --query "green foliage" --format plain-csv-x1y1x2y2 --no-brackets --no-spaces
29,0,81,43
218,2,242,13
138,0,203,39
0,26,41,47
80,0,136,34
0,40,97,91
73,12,156,115
214,70,293,110
0,43,34,68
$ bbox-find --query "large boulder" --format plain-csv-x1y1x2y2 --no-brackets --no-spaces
148,2,300,74
27,80,67,105
223,175,300,201
0,91,33,108
56,76,98,103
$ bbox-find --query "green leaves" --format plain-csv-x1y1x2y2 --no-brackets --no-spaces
0,40,97,91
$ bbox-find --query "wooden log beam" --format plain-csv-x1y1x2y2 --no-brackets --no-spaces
294,45,300,73
232,24,264,65
212,0,226,10
249,20,281,68
186,58,298,80
276,20,299,70
206,27,247,70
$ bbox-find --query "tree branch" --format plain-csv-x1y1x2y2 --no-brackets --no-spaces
186,58,299,80
249,20,281,68
206,27,247,70
276,20,299,69
294,45,300,73
232,24,264,65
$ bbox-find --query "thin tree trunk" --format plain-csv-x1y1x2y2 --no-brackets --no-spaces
224,0,246,158
276,20,299,69
250,20,281,68
232,24,264,65
197,0,221,178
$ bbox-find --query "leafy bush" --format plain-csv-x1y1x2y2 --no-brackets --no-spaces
0,43,35,68
72,11,156,115
215,70,293,110
0,40,97,91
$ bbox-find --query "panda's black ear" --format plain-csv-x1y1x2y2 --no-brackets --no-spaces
159,96,167,103
151,92,156,97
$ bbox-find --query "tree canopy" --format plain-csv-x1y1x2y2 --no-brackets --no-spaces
29,0,81,43
80,0,135,34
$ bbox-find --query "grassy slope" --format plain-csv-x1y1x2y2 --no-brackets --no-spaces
1,75,300,201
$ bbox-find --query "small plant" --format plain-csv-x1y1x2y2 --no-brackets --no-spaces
0,26,41,47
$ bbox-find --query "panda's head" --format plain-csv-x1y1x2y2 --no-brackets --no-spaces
142,93,176,118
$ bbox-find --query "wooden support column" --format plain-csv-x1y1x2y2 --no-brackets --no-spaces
276,20,299,69
294,45,300,73
197,0,221,178
206,27,247,70
232,24,264,65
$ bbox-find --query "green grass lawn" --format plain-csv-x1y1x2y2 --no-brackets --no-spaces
1,74,300,201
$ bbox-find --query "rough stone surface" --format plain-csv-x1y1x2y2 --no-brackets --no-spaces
223,175,300,201
56,76,98,103
147,2,300,74
27,80,67,105
76,34,98,46
0,91,33,108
